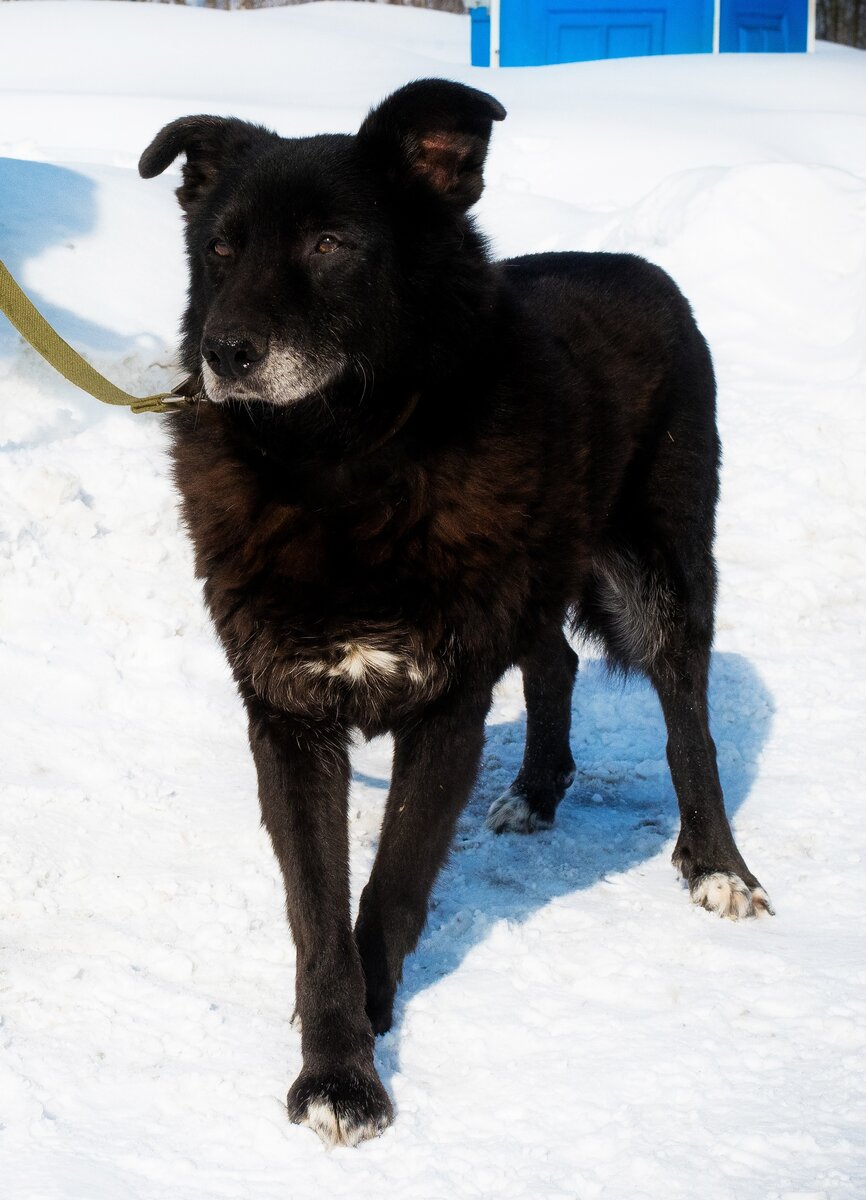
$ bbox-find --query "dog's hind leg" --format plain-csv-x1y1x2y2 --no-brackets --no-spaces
594,540,773,920
354,686,491,1035
486,624,577,834
651,638,773,920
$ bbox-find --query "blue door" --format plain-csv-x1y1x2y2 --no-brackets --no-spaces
545,8,669,62
497,1,715,66
720,1,808,52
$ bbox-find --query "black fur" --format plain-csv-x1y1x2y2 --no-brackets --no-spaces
139,79,770,1147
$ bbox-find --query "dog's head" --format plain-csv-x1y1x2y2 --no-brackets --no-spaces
139,80,505,407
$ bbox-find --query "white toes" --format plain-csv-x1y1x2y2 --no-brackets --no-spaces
301,1099,342,1148
486,788,551,834
750,886,775,916
690,871,774,920
299,1099,386,1149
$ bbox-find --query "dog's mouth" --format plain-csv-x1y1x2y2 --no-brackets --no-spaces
201,346,344,408
200,361,263,405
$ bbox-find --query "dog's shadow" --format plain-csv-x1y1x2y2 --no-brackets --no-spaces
366,651,773,1089
0,157,130,355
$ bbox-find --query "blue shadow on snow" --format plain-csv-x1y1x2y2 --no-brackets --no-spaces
367,651,773,1087
0,157,131,355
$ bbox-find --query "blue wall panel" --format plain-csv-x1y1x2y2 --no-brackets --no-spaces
471,6,491,65
720,1,808,52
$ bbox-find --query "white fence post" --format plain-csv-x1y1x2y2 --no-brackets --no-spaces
490,0,501,68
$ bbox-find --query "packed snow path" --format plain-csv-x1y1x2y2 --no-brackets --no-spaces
1,4,865,1197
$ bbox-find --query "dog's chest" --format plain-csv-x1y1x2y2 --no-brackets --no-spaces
231,621,452,726
182,469,451,721
172,409,525,723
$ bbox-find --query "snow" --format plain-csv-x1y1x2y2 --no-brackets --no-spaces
2,2,866,1196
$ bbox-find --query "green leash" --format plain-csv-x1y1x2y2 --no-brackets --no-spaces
0,258,194,414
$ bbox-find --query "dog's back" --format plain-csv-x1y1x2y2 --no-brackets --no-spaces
495,251,719,646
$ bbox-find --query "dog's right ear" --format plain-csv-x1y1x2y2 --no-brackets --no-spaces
138,116,276,213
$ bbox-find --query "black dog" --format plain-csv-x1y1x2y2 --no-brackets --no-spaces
139,79,771,1147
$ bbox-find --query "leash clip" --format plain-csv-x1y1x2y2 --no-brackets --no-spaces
130,376,204,415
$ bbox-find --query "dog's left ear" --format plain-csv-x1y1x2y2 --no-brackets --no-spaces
358,78,506,210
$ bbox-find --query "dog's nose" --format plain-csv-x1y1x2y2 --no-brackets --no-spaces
201,334,267,379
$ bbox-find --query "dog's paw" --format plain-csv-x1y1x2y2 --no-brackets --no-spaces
689,871,775,920
364,987,395,1038
288,1064,393,1148
486,787,552,834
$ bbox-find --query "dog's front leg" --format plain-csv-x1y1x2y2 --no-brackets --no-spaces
354,686,492,1035
247,703,392,1147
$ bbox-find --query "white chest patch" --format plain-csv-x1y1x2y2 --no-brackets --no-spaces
241,627,451,717
290,637,441,703
327,642,404,684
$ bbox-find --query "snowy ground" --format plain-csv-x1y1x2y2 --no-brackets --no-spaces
2,3,866,1197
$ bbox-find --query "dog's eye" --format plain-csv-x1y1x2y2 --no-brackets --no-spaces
208,239,232,258
314,235,341,255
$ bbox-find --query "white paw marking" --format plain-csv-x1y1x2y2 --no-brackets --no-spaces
300,1099,386,1149
750,886,774,916
691,871,774,920
486,788,551,834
